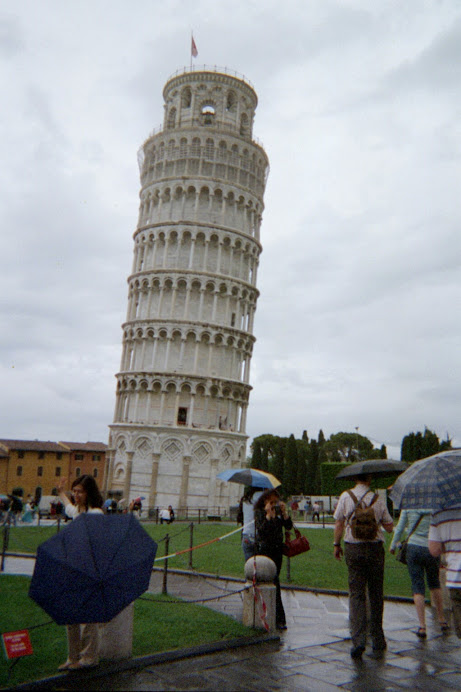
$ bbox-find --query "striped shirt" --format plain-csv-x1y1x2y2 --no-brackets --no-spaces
429,506,461,589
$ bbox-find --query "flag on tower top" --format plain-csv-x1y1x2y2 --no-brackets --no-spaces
191,35,198,58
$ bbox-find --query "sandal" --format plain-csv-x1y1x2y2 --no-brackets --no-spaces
416,627,427,639
440,622,450,633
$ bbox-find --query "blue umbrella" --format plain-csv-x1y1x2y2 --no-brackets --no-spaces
389,450,461,510
217,468,281,489
29,513,157,625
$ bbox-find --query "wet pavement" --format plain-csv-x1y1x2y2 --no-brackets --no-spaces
4,558,461,690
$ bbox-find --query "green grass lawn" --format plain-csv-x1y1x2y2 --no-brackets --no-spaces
0,575,256,688
141,522,413,599
5,521,413,598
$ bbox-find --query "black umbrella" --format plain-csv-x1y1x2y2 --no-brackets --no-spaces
29,513,157,625
335,458,408,480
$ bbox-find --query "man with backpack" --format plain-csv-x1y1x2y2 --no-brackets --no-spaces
333,473,394,660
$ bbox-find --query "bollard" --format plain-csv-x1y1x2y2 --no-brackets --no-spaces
242,556,276,632
188,522,194,570
162,534,169,595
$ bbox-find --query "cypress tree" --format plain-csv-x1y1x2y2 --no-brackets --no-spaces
251,440,262,469
272,437,285,484
283,434,299,496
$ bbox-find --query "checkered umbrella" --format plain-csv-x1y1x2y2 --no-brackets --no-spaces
389,450,461,510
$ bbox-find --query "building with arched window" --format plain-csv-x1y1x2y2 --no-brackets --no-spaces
106,67,269,514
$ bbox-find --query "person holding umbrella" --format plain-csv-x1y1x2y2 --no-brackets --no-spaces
390,510,448,638
333,470,394,659
57,475,104,671
389,449,461,639
238,486,264,561
254,489,293,630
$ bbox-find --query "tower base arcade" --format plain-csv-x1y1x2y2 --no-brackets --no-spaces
106,424,245,513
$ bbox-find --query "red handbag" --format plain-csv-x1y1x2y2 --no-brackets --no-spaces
282,527,310,557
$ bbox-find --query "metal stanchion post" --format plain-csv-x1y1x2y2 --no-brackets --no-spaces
1,518,10,573
162,534,169,595
189,522,194,570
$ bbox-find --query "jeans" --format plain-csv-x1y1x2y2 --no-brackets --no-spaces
242,535,256,562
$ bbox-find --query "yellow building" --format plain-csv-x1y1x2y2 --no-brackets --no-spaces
0,439,107,501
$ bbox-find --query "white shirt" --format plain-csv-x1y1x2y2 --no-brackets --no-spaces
242,491,263,539
65,504,104,519
334,483,392,543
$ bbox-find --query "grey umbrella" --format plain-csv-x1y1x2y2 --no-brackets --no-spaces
335,458,408,480
389,450,461,510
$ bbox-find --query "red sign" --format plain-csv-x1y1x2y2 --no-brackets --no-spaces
2,630,33,659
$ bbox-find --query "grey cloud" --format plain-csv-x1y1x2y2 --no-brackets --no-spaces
0,14,24,57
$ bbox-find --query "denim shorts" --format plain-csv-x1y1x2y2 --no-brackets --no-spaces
406,543,440,594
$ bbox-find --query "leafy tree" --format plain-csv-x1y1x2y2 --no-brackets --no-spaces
322,432,378,463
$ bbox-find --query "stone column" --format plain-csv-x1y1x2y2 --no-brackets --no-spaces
149,453,161,508
178,455,191,509
207,459,219,512
123,451,134,503
103,449,114,496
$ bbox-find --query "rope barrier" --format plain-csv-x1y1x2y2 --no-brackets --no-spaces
139,584,250,606
153,523,246,563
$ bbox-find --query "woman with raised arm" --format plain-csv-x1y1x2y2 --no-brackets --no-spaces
56,475,104,671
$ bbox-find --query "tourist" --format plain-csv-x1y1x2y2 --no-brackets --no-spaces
390,509,448,637
238,487,263,561
57,475,104,671
429,505,461,638
333,474,393,659
254,489,293,630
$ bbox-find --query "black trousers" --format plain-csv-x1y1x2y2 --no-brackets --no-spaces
344,542,386,650
262,550,285,626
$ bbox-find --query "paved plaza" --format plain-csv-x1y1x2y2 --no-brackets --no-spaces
5,555,461,691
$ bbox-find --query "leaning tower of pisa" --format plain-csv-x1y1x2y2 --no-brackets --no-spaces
106,67,269,513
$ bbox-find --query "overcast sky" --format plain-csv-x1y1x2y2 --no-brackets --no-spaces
1,0,460,458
